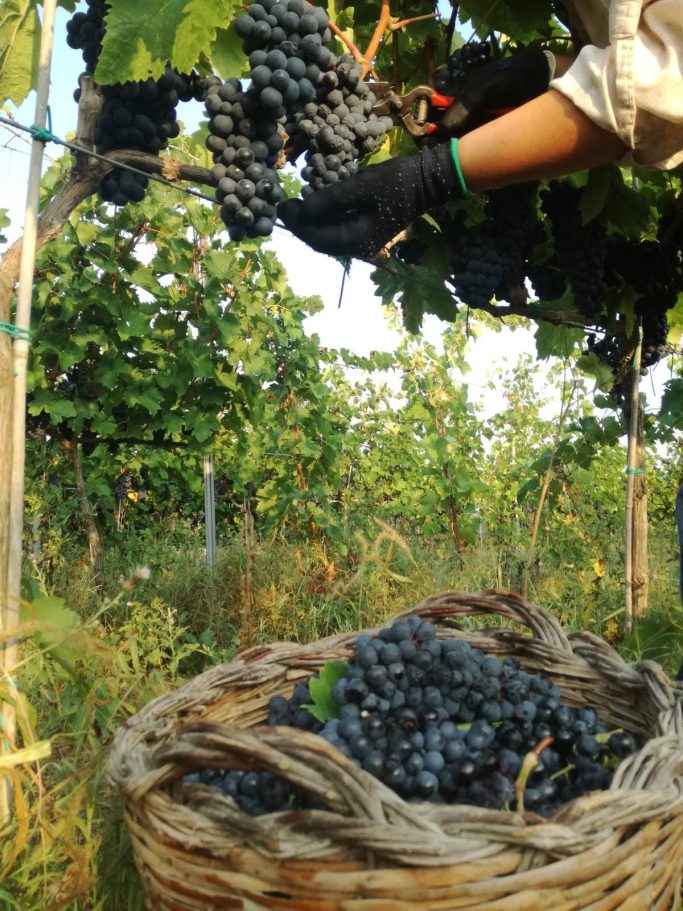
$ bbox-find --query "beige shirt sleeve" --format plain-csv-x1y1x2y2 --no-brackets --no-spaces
550,0,683,170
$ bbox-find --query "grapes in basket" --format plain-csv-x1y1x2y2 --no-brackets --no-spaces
183,614,638,817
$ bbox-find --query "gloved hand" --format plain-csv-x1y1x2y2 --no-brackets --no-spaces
438,47,556,136
279,143,461,258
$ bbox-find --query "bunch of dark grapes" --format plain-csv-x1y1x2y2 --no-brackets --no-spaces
451,183,540,309
115,473,132,501
205,77,284,240
605,234,681,306
606,234,681,368
540,181,608,321
206,0,333,237
638,302,669,371
435,40,492,94
234,0,333,60
206,0,393,237
183,678,320,815
68,3,210,205
527,258,568,302
600,231,682,374
185,615,639,818
94,69,209,205
65,0,107,74
293,55,394,195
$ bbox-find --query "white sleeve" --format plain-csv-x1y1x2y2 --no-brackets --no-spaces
550,0,683,170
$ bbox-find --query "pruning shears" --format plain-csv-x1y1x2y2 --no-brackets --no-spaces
369,83,453,137
369,82,516,138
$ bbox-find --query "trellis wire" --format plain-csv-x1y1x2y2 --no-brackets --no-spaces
0,115,218,206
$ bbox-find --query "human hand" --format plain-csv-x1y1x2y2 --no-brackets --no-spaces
279,143,459,258
438,47,556,136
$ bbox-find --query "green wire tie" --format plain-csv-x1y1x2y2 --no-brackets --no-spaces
625,467,646,474
29,125,57,144
0,321,31,342
29,105,56,145
73,495,89,503
450,137,470,198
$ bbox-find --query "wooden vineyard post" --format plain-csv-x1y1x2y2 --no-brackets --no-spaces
0,0,58,826
632,399,649,618
623,322,644,635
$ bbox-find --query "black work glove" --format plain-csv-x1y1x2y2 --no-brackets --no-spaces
279,143,460,259
439,47,555,136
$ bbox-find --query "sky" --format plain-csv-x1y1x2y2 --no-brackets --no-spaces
0,4,672,425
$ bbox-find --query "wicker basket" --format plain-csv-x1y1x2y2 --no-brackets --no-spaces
109,591,683,911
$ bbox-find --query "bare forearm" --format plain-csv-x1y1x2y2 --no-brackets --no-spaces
457,89,626,193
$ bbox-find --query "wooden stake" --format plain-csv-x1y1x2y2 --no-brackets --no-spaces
623,321,643,636
1,0,58,826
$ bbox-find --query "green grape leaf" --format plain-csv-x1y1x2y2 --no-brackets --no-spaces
666,292,683,345
458,0,552,41
598,166,653,236
534,323,584,360
302,660,348,723
20,595,80,667
211,26,249,78
0,0,40,107
580,166,612,224
659,379,683,429
576,352,616,391
96,0,240,84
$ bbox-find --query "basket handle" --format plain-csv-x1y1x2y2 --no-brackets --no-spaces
406,590,573,651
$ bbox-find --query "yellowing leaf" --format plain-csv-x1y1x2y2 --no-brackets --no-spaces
592,559,607,578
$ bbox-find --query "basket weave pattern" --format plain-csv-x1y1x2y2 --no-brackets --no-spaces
109,592,683,910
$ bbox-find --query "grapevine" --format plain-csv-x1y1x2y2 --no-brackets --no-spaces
60,0,681,387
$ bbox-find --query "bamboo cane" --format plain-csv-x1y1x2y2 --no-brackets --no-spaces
623,321,643,636
1,0,58,825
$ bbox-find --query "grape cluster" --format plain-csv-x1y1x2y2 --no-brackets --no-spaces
527,258,568,302
292,55,394,195
606,235,681,369
115,473,132,500
186,615,638,818
206,0,393,237
205,77,284,240
65,0,107,74
68,2,210,205
451,183,540,309
322,616,635,812
234,0,333,60
183,678,320,815
598,232,682,378
540,181,608,321
95,69,209,205
435,41,492,94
